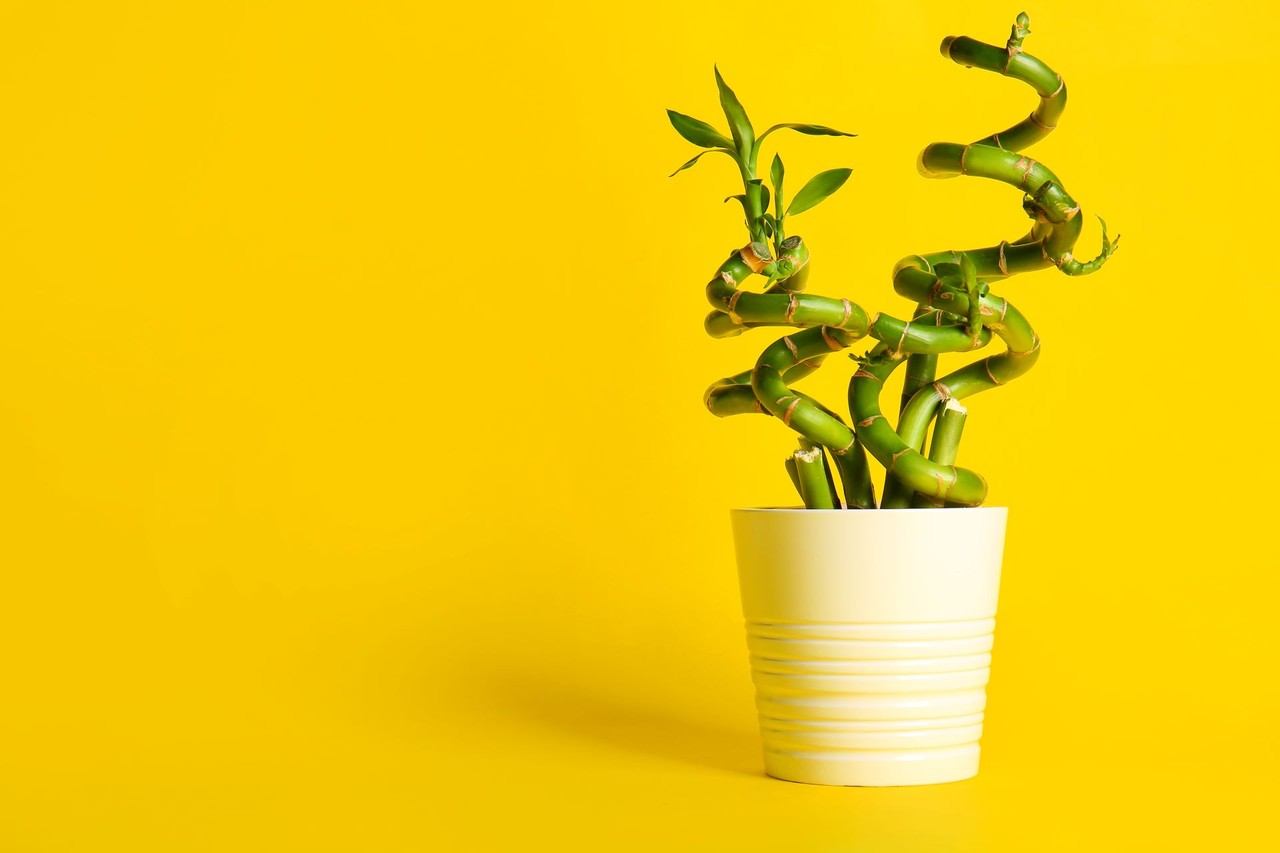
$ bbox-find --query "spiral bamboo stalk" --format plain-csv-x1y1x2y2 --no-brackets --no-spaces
867,11,1118,507
676,12,1117,508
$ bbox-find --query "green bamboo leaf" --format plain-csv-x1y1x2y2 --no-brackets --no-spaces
724,195,748,225
723,194,749,228
759,123,857,144
666,109,734,150
770,154,785,218
713,67,754,157
787,168,853,216
669,148,735,177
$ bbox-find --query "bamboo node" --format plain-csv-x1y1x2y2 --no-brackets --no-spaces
983,358,1005,386
1017,158,1037,190
780,397,802,426
933,471,948,497
740,243,772,273
942,469,958,501
1028,110,1056,131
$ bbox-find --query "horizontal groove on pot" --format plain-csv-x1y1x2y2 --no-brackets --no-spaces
748,618,995,641
764,744,979,764
746,618,994,781
761,712,985,732
756,687,989,721
761,721,984,752
749,652,992,675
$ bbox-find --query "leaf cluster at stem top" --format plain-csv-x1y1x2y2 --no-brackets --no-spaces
667,67,855,258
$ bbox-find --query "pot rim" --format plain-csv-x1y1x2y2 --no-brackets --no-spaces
732,506,1008,513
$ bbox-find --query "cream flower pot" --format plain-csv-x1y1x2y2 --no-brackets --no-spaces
730,507,1008,786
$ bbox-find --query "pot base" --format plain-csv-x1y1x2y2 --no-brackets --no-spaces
764,744,979,787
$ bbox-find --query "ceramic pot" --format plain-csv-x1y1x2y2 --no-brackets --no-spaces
730,507,1007,786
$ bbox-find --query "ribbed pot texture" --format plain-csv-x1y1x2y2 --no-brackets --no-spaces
730,507,1007,786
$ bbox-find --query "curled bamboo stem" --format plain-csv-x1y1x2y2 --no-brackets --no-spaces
687,12,1117,508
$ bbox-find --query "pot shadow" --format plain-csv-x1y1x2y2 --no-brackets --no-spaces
484,669,763,777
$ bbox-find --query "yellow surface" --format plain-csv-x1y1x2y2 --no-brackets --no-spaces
1,1,1276,849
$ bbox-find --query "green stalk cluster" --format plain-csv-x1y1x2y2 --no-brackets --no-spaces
671,12,1119,508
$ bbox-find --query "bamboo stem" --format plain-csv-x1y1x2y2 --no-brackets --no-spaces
831,437,876,509
793,444,837,509
914,397,968,507
929,397,967,466
689,13,1117,510
800,437,842,509
848,345,988,506
900,306,941,415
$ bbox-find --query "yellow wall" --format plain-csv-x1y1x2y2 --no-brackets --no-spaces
2,1,1275,849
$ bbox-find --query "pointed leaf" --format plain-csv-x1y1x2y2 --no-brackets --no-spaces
959,251,978,284
713,67,754,157
787,168,853,216
666,110,734,150
724,195,749,222
669,148,734,177
770,154,785,217
759,123,857,144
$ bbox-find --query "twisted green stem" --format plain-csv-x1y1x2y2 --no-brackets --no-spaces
695,13,1117,509
864,11,1117,507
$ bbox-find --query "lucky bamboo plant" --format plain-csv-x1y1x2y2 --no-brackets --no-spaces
669,13,1118,509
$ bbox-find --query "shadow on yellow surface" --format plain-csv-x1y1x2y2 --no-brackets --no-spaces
484,669,762,776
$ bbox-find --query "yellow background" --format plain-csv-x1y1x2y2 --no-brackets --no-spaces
2,0,1276,849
